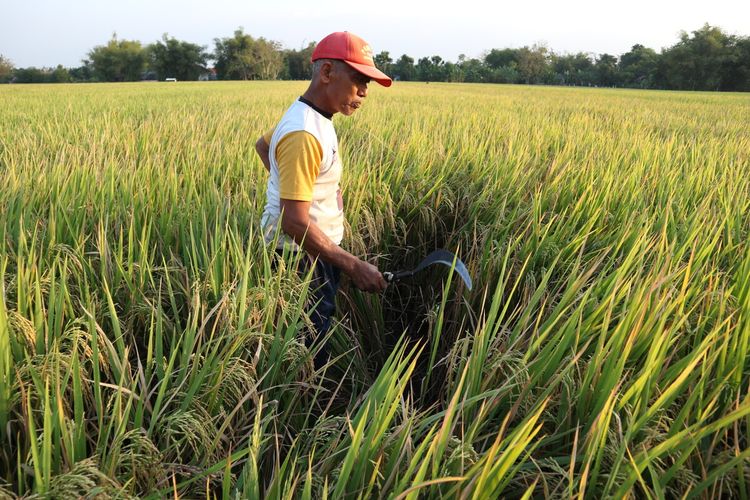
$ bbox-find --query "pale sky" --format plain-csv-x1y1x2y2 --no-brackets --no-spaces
1,0,748,68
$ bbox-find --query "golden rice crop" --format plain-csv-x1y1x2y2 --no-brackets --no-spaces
1,81,749,498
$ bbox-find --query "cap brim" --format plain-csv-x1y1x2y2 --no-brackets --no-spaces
343,60,392,87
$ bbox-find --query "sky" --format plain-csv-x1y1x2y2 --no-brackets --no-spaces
1,0,749,68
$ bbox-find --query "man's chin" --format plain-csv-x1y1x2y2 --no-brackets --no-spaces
343,103,361,115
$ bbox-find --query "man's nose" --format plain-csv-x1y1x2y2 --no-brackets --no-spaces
358,84,368,98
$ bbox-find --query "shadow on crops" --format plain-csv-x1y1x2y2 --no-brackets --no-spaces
338,198,480,408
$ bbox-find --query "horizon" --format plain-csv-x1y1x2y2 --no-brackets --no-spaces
2,0,749,68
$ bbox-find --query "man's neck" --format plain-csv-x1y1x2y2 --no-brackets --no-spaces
301,87,336,118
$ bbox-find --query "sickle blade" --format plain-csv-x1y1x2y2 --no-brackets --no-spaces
413,250,473,290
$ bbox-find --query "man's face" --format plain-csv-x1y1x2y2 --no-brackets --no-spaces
327,61,370,116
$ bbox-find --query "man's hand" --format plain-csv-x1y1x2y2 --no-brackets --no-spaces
280,198,387,294
350,259,388,293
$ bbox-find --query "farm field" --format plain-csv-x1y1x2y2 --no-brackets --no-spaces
1,81,750,498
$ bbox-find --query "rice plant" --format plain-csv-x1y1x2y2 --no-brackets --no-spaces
1,81,749,498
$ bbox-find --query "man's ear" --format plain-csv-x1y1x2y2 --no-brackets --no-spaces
319,61,335,83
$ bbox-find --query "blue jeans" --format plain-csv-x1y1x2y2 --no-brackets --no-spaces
299,255,341,337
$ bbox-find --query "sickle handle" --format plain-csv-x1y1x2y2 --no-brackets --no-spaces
383,270,415,283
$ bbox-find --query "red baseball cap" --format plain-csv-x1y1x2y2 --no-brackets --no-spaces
312,32,392,87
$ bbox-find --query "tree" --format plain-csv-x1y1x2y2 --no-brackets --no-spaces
659,24,732,90
552,53,573,84
457,56,487,83
213,28,283,80
0,55,13,83
88,34,147,82
253,37,284,80
5,24,744,89
415,55,448,82
483,48,523,83
516,44,551,84
416,57,431,81
392,54,416,81
594,53,619,86
488,64,520,84
11,67,50,83
618,44,658,88
484,48,518,69
9,65,72,84
147,34,208,80
374,51,393,77
571,53,596,86
50,65,72,83
444,61,462,82
552,52,594,86
282,42,315,80
721,36,750,91
70,61,95,82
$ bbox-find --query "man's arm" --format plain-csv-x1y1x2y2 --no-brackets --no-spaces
255,136,271,172
280,199,387,293
266,129,386,292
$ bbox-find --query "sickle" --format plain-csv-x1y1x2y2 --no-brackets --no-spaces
383,249,473,291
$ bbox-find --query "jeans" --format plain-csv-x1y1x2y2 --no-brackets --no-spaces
299,255,341,337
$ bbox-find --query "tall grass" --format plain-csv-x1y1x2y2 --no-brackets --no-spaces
1,81,749,498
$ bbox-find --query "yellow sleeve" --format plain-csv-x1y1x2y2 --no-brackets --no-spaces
262,127,275,145
275,131,323,202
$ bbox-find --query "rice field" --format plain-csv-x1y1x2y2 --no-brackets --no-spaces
1,81,749,498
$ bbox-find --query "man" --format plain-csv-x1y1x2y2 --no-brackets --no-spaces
255,31,391,350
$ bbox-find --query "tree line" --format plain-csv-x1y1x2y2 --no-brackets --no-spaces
1,24,748,91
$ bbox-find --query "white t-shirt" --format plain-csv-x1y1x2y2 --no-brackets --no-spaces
261,99,345,248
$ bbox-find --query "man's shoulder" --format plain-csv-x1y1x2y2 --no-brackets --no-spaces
276,101,333,141
279,100,316,127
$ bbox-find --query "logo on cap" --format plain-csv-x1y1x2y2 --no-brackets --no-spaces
361,44,374,63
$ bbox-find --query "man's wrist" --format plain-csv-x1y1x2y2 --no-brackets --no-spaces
335,252,358,277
